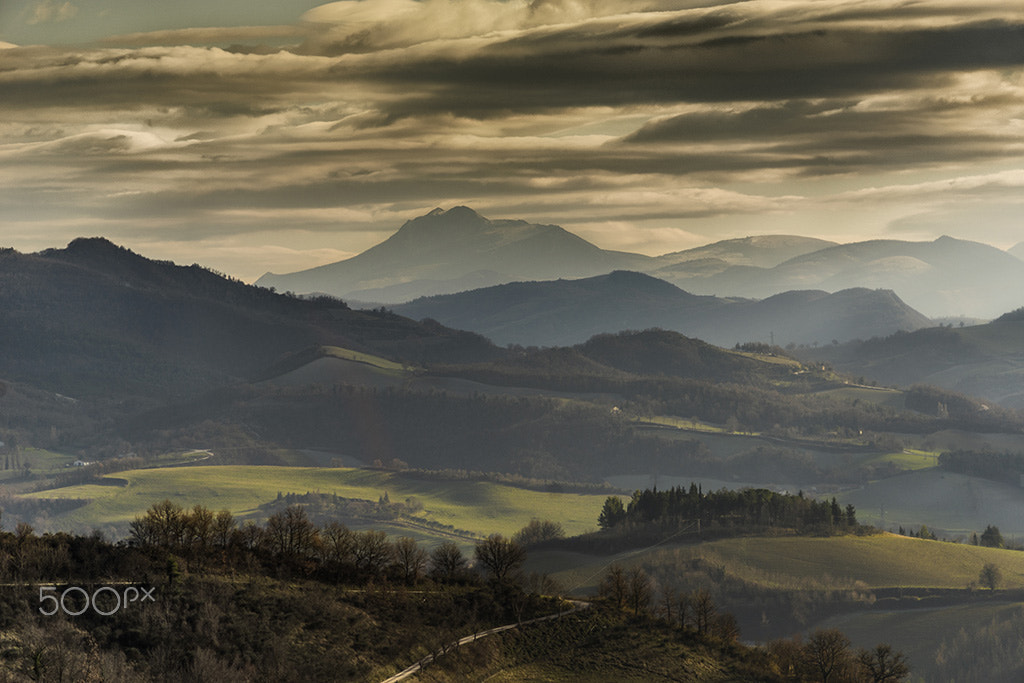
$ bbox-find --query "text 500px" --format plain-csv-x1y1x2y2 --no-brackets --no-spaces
39,585,156,616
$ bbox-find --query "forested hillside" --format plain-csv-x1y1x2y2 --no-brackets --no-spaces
0,240,497,401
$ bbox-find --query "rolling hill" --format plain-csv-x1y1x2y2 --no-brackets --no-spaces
0,238,498,400
393,271,932,347
806,312,1024,409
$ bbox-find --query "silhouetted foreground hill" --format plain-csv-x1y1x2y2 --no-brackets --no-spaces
0,239,497,399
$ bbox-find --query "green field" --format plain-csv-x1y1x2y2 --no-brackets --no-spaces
535,534,1024,594
319,345,408,372
861,449,938,471
637,415,729,433
0,448,78,483
22,466,608,543
814,385,906,409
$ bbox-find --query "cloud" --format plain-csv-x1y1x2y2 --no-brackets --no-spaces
838,170,1024,203
0,0,1023,274
26,0,77,25
101,26,305,48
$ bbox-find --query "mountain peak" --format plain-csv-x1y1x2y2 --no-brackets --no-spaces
444,205,483,219
49,237,151,270
63,236,128,255
256,207,654,301
394,205,490,237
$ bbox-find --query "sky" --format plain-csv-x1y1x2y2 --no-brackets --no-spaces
1,0,1022,281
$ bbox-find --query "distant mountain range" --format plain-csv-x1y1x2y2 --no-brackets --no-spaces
663,236,1024,319
257,207,1024,319
256,206,652,303
648,234,837,279
393,271,932,348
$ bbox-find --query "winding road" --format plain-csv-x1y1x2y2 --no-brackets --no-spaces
379,599,590,683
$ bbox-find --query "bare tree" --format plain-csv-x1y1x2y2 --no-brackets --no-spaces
264,506,318,560
392,536,428,585
320,521,354,566
183,505,214,569
626,565,652,616
211,509,235,549
710,612,740,642
599,564,628,609
352,530,392,577
429,541,467,582
693,589,716,636
805,628,853,683
474,534,526,584
658,585,679,626
130,499,186,550
858,644,910,682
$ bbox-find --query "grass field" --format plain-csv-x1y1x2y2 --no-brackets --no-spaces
22,466,609,543
860,449,938,471
534,534,1024,595
636,415,730,434
319,345,408,372
814,385,906,409
0,447,76,475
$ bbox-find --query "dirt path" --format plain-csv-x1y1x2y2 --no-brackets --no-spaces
379,600,590,683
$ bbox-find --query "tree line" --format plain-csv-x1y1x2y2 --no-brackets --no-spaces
938,449,1024,484
598,484,862,536
127,499,531,587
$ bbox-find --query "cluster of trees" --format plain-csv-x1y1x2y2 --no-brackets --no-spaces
595,563,909,682
894,522,1012,551
932,604,1024,681
599,564,738,641
0,523,122,584
938,449,1024,484
767,630,910,682
127,499,530,587
598,485,861,536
